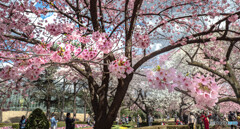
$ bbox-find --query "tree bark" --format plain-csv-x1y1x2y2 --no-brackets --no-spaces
60,79,66,121
73,83,77,116
84,101,86,122
46,96,51,119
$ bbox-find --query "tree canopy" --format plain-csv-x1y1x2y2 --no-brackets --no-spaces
0,0,240,128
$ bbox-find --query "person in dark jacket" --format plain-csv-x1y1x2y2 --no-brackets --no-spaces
19,115,27,129
65,113,75,129
228,111,236,129
197,113,203,129
183,112,188,125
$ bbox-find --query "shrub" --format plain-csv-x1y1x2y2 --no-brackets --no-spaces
0,123,12,127
55,121,65,127
136,125,190,129
75,121,88,124
122,124,132,128
25,108,49,129
12,123,19,129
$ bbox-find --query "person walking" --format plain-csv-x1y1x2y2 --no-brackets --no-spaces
65,113,75,129
50,114,58,129
19,115,27,129
188,112,196,129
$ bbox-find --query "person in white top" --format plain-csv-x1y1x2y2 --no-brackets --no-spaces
188,112,196,129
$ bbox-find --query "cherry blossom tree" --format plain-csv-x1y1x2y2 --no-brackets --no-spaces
1,0,240,128
166,36,240,107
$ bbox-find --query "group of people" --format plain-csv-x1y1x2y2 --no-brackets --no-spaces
176,110,240,129
227,111,240,129
175,111,212,129
115,114,132,125
18,112,76,129
50,113,76,129
115,114,154,127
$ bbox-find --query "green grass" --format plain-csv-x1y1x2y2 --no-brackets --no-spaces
112,122,136,129
0,123,12,127
112,125,134,129
0,121,90,129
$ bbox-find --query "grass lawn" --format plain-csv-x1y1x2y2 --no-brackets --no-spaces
0,121,90,129
112,125,134,129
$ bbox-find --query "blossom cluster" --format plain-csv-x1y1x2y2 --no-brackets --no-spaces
191,74,219,108
108,56,134,78
92,31,113,53
134,32,150,49
46,23,74,36
146,66,178,92
146,66,219,108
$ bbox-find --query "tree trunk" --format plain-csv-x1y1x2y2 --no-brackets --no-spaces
25,103,29,117
46,96,51,119
73,83,77,116
84,102,86,122
179,108,183,121
92,76,133,129
60,79,66,121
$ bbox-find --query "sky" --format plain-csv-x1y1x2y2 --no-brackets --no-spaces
34,1,53,19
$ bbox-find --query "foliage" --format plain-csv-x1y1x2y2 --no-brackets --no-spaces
0,123,12,127
75,121,88,124
1,0,240,128
12,123,19,129
135,125,190,129
25,108,49,129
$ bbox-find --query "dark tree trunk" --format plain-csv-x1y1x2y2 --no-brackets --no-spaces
73,83,77,116
86,0,142,128
46,96,51,119
92,76,133,129
60,79,66,121
84,102,86,122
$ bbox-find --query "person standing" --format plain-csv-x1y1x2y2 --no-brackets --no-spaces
129,116,132,122
183,112,188,125
126,115,129,124
188,112,196,129
19,115,27,129
197,113,203,129
137,114,141,127
167,114,170,121
87,116,91,126
228,111,237,129
237,112,240,129
201,112,211,129
116,117,119,125
174,113,178,122
122,114,126,124
50,114,58,129
148,114,153,126
65,113,75,129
